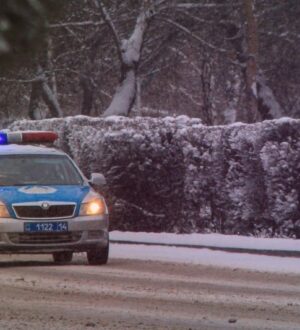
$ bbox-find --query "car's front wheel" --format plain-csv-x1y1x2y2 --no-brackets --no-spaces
87,243,109,265
53,251,73,264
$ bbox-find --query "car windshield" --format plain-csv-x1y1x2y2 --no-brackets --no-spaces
0,154,83,186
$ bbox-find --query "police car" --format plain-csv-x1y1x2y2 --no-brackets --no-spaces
0,131,109,265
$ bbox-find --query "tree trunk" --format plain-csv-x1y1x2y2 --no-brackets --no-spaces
103,67,137,117
47,36,58,98
102,5,150,117
243,0,260,122
257,73,282,120
28,82,42,120
36,65,63,118
80,74,95,116
40,79,63,118
79,34,101,116
136,76,142,115
201,58,213,125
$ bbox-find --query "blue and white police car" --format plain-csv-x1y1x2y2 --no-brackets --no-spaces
0,131,109,265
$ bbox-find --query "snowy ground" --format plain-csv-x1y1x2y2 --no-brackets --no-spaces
0,232,298,329
110,231,300,274
1,254,299,330
111,231,300,252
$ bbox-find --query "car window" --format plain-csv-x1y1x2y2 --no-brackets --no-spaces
0,154,83,186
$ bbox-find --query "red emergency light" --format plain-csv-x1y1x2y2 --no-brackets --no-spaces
0,131,58,145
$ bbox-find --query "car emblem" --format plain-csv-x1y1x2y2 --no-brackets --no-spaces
41,202,50,210
19,186,57,194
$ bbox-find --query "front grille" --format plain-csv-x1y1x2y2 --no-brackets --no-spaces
13,204,75,219
8,232,82,244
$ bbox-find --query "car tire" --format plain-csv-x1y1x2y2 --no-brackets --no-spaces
87,243,109,265
53,251,73,264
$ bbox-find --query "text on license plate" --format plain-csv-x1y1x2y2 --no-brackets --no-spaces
24,222,68,233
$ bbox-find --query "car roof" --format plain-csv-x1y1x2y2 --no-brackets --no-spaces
0,144,66,156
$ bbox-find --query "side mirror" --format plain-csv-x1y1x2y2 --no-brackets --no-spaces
90,173,106,186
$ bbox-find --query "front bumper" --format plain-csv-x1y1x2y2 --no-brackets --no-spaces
0,215,109,254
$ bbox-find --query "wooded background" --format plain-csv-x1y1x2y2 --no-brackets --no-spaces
1,0,299,125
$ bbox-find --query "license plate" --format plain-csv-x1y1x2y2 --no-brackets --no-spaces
24,222,68,233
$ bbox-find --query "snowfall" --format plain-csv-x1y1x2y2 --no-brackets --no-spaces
110,231,300,274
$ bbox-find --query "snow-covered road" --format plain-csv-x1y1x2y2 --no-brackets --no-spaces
0,241,299,329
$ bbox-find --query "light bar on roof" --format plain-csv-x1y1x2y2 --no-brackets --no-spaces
0,131,58,145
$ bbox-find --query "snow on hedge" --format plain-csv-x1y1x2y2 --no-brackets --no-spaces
9,116,300,238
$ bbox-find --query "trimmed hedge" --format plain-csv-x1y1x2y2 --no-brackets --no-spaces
9,116,300,238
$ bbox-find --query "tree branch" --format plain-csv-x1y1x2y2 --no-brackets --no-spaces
93,0,122,64
175,3,240,9
48,21,103,28
156,1,240,13
161,17,228,53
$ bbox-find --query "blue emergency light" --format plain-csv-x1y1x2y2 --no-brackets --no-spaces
0,133,8,145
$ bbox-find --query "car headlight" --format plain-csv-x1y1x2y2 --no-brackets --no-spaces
0,202,10,218
79,198,106,216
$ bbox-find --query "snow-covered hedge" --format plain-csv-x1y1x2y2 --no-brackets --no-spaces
9,116,300,238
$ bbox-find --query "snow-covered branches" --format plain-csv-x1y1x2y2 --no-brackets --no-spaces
96,0,155,116
1,0,299,123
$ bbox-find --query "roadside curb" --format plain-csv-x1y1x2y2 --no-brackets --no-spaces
111,240,300,258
